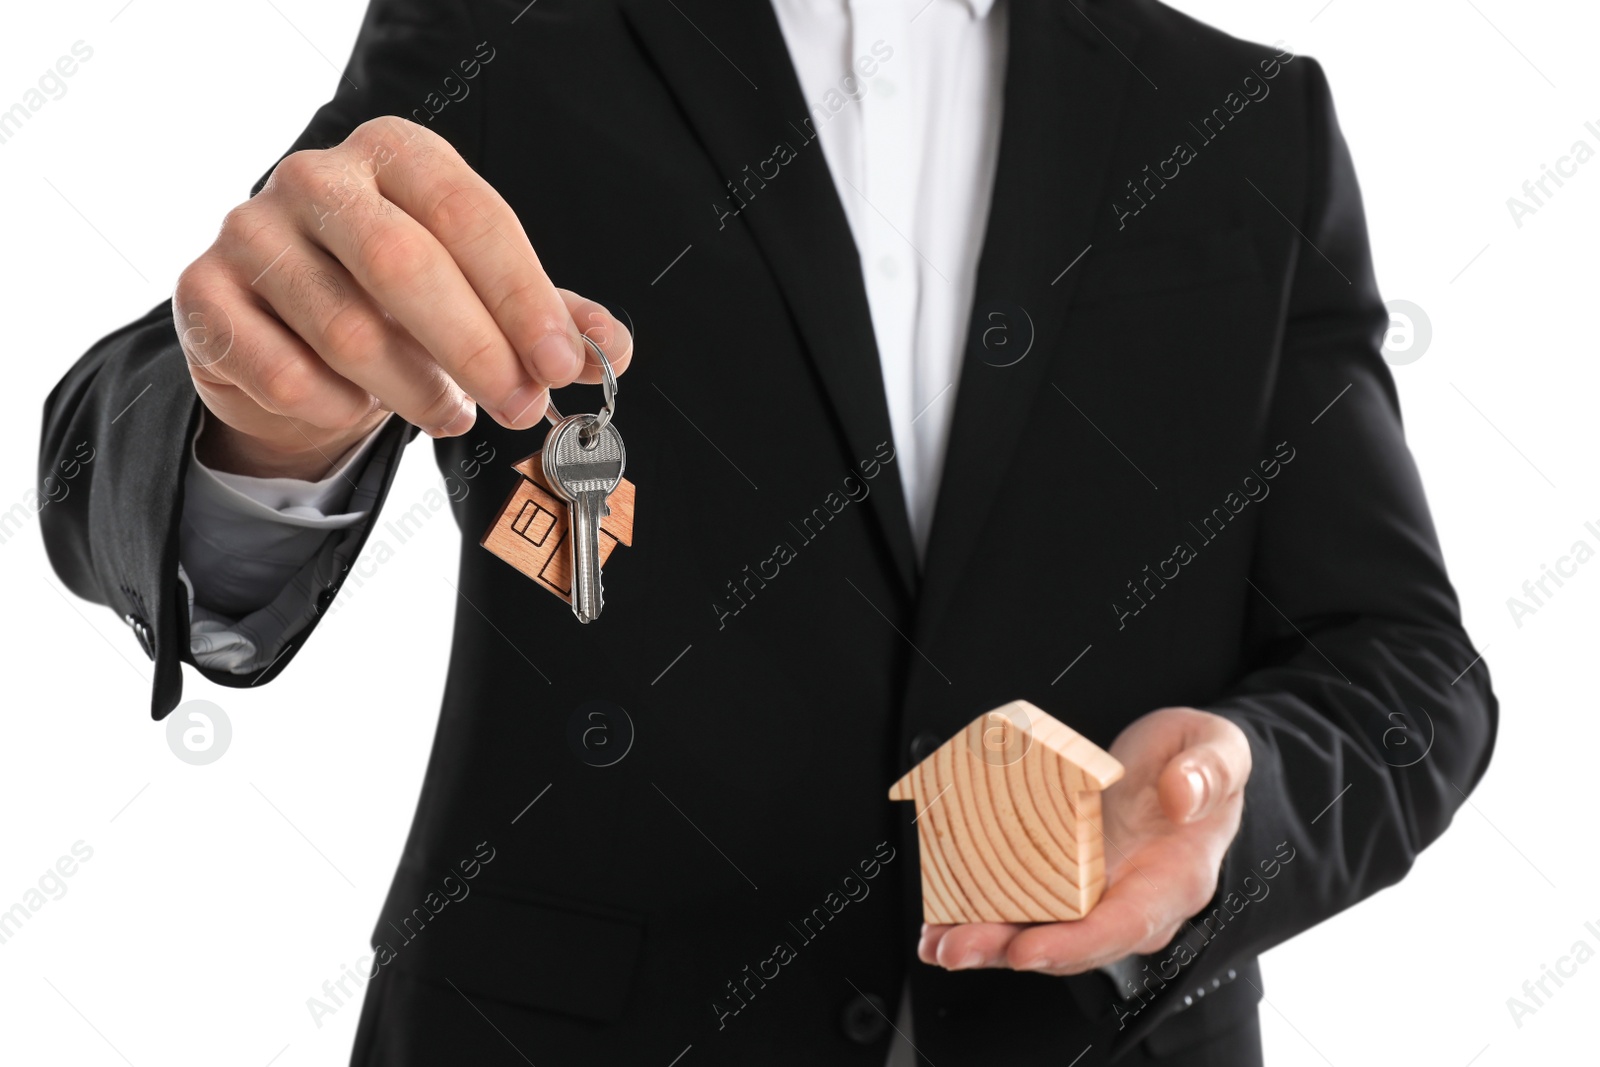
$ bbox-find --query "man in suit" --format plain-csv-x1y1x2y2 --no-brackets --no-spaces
40,0,1496,1063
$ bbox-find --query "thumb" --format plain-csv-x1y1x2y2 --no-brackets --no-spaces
1156,716,1251,824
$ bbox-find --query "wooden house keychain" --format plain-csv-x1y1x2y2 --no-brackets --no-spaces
480,336,635,622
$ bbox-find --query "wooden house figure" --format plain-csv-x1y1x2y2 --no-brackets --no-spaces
888,701,1125,924
480,450,635,605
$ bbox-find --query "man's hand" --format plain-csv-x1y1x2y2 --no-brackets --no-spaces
918,706,1251,975
172,116,633,480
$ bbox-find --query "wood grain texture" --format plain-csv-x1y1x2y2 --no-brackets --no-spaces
480,450,635,604
888,701,1124,923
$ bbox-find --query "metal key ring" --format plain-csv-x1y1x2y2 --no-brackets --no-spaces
542,336,618,442
580,334,619,444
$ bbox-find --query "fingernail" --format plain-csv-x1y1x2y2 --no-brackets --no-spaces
436,397,476,437
499,383,546,429
953,951,983,970
531,333,582,385
1185,767,1209,820
1018,957,1053,972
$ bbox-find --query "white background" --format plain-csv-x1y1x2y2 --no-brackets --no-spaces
2,1,1595,1064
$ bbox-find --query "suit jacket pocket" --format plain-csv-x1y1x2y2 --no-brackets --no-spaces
1073,225,1262,304
381,879,646,1024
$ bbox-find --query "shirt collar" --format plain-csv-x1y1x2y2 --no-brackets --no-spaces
825,0,998,20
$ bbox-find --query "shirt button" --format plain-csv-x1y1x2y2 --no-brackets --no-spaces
874,78,897,98
878,255,899,278
909,732,941,763
839,992,890,1044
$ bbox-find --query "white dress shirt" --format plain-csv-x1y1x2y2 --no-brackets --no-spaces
770,0,1006,559
180,4,1007,1055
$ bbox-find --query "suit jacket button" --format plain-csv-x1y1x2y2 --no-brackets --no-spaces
840,992,889,1044
909,732,941,763
316,587,336,612
123,614,154,660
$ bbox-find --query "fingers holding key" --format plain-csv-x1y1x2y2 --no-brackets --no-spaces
296,180,544,426
560,288,634,383
320,119,628,424
177,115,634,479
236,227,475,438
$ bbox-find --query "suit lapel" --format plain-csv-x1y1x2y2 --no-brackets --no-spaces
914,0,1146,643
619,0,920,597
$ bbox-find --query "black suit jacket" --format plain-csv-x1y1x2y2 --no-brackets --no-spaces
40,0,1497,1063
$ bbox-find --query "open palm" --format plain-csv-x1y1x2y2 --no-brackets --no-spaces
917,706,1252,975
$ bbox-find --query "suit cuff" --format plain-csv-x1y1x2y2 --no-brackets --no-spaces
186,407,392,526
180,412,390,617
182,414,416,679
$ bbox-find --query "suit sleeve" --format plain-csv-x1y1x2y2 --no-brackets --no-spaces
1111,57,1498,1052
37,0,488,719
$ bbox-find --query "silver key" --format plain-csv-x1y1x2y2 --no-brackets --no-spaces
542,415,626,623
